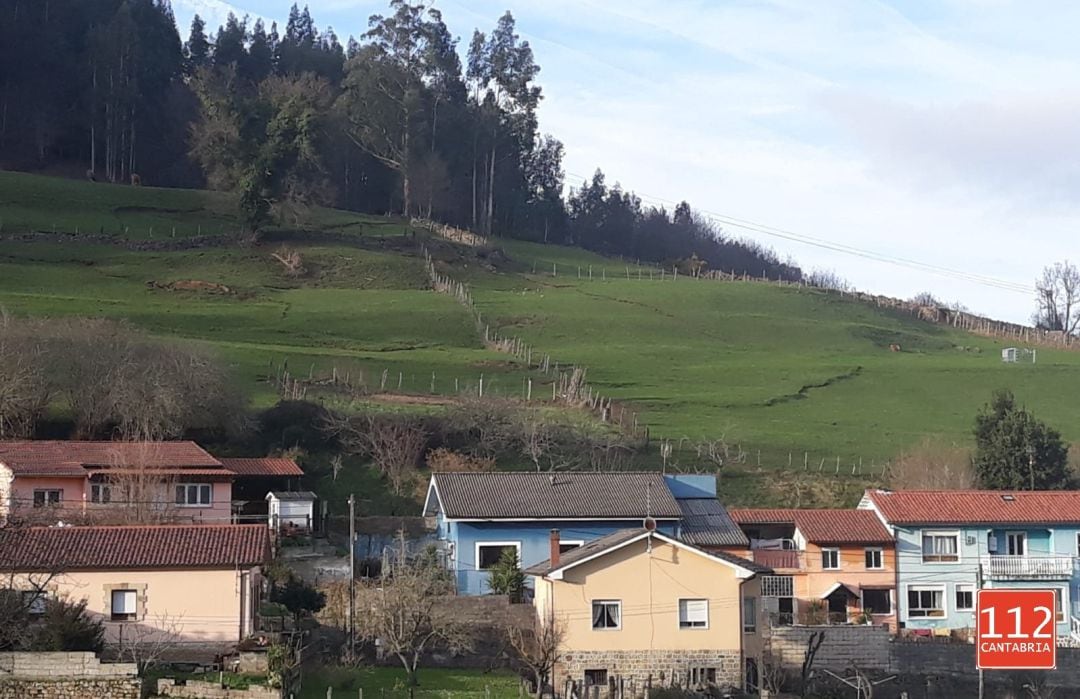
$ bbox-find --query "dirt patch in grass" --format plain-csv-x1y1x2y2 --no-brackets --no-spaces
147,279,232,294
367,393,460,406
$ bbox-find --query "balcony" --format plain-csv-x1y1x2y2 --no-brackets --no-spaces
980,554,1074,580
752,549,804,570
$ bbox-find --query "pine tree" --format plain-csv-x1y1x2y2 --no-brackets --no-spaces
185,14,210,74
973,389,1070,490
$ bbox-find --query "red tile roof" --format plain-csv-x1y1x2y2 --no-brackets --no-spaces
0,441,221,476
0,525,269,570
219,458,304,477
864,489,1080,525
730,508,893,544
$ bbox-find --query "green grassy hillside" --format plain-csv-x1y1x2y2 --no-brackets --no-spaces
2,171,1079,504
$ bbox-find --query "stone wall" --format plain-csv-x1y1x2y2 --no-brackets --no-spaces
765,624,892,670
0,652,140,699
557,649,742,693
156,678,280,699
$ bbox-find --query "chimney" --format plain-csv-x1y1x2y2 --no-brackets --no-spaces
549,528,561,568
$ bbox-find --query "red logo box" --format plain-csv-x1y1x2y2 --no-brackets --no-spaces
976,589,1056,670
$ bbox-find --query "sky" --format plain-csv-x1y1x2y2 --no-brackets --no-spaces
171,0,1080,323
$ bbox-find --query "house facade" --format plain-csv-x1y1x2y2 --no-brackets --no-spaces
527,528,767,693
0,442,302,524
729,508,896,629
861,489,1080,642
0,524,269,651
423,472,746,595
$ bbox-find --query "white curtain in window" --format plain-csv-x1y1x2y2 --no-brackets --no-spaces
112,590,136,614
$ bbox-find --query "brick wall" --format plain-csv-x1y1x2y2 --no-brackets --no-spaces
0,652,140,699
765,625,892,669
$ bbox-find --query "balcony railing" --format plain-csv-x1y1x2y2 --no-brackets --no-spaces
752,549,804,569
980,555,1074,580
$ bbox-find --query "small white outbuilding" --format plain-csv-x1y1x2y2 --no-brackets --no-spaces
266,491,318,531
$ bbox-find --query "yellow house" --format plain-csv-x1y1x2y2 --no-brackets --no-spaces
0,524,269,655
525,528,767,694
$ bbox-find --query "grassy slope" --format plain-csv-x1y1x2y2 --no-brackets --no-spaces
467,245,1080,473
4,171,1080,504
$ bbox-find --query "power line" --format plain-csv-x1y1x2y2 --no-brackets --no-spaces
565,171,1034,295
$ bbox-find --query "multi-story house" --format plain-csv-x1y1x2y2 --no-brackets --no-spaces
525,527,768,694
728,508,896,629
860,489,1080,641
0,441,302,524
422,471,747,595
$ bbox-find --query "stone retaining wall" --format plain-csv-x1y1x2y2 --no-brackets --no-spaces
156,678,280,699
0,652,140,699
557,649,742,692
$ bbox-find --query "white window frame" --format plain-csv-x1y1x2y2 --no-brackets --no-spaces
110,589,138,622
474,541,521,571
90,483,112,504
821,548,840,570
678,598,709,629
591,599,622,631
955,583,975,612
1055,587,1069,623
921,531,960,564
1005,531,1027,557
864,547,883,570
860,588,892,615
742,595,757,634
906,584,946,618
558,539,585,554
175,483,213,508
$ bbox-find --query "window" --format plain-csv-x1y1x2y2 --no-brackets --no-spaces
742,596,757,633
22,591,45,617
32,490,61,507
558,540,584,554
864,548,883,570
907,586,945,618
475,542,520,570
690,668,716,686
1055,588,1066,623
1006,532,1026,556
821,548,840,570
955,584,974,612
921,532,959,563
174,483,212,507
679,598,709,629
584,670,608,686
592,600,621,630
90,483,112,504
862,588,891,615
110,589,137,621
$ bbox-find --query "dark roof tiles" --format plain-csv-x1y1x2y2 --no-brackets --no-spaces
430,472,682,519
0,524,269,570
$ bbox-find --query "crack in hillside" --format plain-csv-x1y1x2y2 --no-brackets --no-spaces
763,366,863,406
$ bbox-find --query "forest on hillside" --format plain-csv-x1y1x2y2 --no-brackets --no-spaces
0,0,801,280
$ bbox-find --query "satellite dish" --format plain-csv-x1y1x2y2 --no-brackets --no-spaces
643,516,657,531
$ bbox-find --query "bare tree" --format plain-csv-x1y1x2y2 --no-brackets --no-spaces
114,612,186,670
1034,261,1080,337
0,312,50,438
507,614,564,698
0,522,68,651
92,442,182,524
888,438,974,490
354,543,471,694
448,398,522,459
326,412,429,494
799,630,825,699
270,246,306,277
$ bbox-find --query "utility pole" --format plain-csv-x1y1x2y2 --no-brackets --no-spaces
348,493,356,659
977,537,984,699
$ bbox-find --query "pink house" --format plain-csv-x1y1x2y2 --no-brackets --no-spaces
0,441,302,524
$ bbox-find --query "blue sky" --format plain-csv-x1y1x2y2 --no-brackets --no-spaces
172,0,1080,323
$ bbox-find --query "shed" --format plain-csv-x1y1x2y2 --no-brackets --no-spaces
266,491,317,531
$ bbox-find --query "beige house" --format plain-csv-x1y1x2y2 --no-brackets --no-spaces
526,528,767,694
0,524,269,655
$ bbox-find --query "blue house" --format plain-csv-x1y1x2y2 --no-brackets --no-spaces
423,471,746,595
860,489,1080,643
